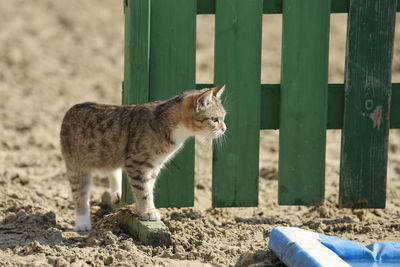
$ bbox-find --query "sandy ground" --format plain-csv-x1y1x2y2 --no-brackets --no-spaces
1,1,400,266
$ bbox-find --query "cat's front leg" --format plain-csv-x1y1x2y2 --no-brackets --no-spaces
136,177,160,221
125,164,160,221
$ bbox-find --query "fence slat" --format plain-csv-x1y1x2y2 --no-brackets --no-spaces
392,84,400,129
339,0,397,208
149,0,196,207
279,0,331,205
260,85,281,130
213,0,263,207
122,0,151,204
123,0,150,106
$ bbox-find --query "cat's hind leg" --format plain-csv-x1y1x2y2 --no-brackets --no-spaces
106,168,122,204
67,169,92,231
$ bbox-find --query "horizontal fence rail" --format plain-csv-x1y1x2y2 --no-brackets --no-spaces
198,84,400,130
197,0,400,14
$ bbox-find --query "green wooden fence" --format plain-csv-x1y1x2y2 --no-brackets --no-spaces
122,0,399,209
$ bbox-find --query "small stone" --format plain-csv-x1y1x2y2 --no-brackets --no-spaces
317,206,330,218
104,256,113,266
372,209,383,217
161,250,174,258
55,258,69,267
47,256,58,266
61,231,81,239
29,241,45,252
174,245,185,253
196,184,205,190
104,231,117,246
235,252,255,267
353,210,366,221
115,252,124,260
260,166,278,180
360,226,373,233
253,250,269,263
70,259,86,267
307,221,322,231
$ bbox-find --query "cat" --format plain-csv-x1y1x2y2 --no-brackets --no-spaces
60,85,227,231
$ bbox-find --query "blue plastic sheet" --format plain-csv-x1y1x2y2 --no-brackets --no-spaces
269,227,400,267
320,234,375,260
320,235,400,264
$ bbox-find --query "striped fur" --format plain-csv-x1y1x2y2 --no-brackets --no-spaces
60,85,226,231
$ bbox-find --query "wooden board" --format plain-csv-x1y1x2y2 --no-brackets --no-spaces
149,0,196,207
339,0,397,208
279,0,331,205
101,191,171,247
391,84,400,129
112,1,170,247
259,83,400,130
123,0,150,105
260,84,281,130
122,0,151,204
196,0,400,14
212,0,263,207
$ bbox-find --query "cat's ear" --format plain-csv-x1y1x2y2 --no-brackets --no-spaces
212,84,225,99
195,89,213,110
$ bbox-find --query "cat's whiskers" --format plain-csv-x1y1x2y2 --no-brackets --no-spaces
211,129,227,149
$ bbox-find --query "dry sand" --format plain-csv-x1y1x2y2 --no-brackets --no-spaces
1,1,400,266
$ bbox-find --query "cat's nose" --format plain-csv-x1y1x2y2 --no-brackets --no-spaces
221,123,227,133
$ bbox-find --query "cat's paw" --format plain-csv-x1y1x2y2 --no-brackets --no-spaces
74,223,91,232
139,210,161,221
74,214,91,232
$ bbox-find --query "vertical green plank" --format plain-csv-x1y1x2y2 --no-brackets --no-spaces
122,0,151,204
279,0,331,205
327,84,345,130
331,0,350,13
150,0,196,207
123,0,150,105
260,84,280,130
197,0,215,14
213,0,263,207
339,0,396,208
262,0,283,14
391,84,400,129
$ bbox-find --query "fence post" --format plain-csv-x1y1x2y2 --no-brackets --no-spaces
339,0,397,208
121,0,151,204
279,0,331,205
149,0,197,207
213,0,263,207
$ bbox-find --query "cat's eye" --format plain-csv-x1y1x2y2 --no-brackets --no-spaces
211,117,219,123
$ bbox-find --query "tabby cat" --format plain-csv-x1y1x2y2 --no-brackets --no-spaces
60,85,227,231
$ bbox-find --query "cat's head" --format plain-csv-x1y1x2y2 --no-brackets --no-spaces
182,85,227,139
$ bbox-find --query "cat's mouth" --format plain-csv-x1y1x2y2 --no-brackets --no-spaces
213,129,226,138
198,128,226,140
